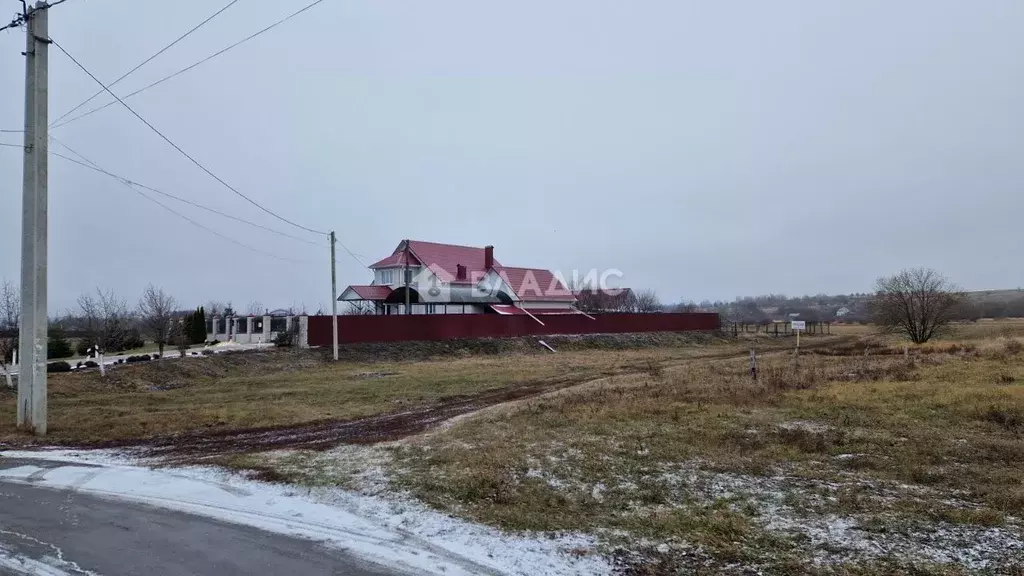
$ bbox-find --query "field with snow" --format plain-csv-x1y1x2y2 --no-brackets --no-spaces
233,334,1024,574
4,329,1024,574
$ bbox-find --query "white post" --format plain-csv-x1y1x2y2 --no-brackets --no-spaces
330,231,338,361
299,315,310,349
18,3,48,436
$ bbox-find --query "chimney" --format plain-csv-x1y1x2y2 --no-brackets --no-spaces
484,245,494,270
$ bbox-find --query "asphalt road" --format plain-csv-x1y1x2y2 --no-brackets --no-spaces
0,459,400,576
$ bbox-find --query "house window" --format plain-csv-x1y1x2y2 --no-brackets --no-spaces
380,269,394,285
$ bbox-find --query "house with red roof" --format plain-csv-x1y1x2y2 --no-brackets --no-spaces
339,240,577,316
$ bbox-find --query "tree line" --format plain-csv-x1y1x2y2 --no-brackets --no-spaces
0,281,212,366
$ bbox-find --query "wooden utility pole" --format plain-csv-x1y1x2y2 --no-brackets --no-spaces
18,2,49,436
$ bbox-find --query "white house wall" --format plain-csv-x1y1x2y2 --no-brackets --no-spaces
519,301,575,310
478,270,518,302
385,304,485,315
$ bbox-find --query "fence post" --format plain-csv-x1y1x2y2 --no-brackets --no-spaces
750,348,758,382
299,316,310,349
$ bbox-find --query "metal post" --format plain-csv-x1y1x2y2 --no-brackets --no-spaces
18,2,48,436
403,239,411,315
330,231,338,361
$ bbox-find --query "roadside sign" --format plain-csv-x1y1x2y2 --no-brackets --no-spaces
790,320,806,331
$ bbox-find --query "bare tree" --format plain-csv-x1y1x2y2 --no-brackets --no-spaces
672,300,697,313
628,289,662,313
871,268,964,344
246,301,265,317
169,318,189,358
79,288,133,353
138,284,177,357
205,301,225,317
344,301,377,315
0,280,19,388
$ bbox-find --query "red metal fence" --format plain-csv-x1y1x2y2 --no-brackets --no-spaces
307,312,720,346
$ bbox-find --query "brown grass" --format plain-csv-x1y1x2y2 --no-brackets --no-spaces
383,335,1024,572
1,336,824,445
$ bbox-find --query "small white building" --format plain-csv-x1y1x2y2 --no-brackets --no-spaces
340,240,577,316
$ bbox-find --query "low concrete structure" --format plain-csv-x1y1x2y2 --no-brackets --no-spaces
207,314,298,345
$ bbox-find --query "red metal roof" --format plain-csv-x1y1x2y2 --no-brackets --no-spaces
365,240,575,303
371,240,501,283
343,285,393,301
491,305,579,315
496,267,576,302
369,251,421,269
490,305,529,315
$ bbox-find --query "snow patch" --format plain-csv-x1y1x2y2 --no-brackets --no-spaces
0,450,609,576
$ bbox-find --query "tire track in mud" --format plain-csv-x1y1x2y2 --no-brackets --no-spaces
85,337,856,458
130,373,604,458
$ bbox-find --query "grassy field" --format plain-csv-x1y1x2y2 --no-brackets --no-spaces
1,333,791,444
831,318,1024,340
6,326,1024,573
361,333,1024,574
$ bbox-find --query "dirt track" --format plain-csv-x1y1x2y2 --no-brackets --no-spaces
133,373,598,459
78,336,855,459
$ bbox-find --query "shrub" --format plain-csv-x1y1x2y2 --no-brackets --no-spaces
125,354,152,363
121,332,145,351
1004,338,1023,356
208,339,220,346
273,331,293,347
983,405,1024,431
84,361,98,368
47,328,74,359
152,354,160,360
75,339,95,357
46,361,71,373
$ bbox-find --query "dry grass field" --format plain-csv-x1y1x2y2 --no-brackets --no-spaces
1,333,797,445
366,331,1024,574
4,325,1024,574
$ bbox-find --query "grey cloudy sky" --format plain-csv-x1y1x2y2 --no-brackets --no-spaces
1,0,1021,312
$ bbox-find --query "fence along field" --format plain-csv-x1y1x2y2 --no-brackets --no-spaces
4,289,1024,572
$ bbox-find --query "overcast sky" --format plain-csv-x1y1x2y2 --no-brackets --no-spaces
1,0,1021,312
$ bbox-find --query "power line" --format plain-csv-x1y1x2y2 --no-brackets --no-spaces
1,0,75,33
0,142,24,148
50,0,328,131
49,0,243,127
49,149,312,264
50,36,328,237
50,138,365,267
49,137,321,247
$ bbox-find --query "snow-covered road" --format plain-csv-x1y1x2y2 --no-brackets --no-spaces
0,451,608,576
